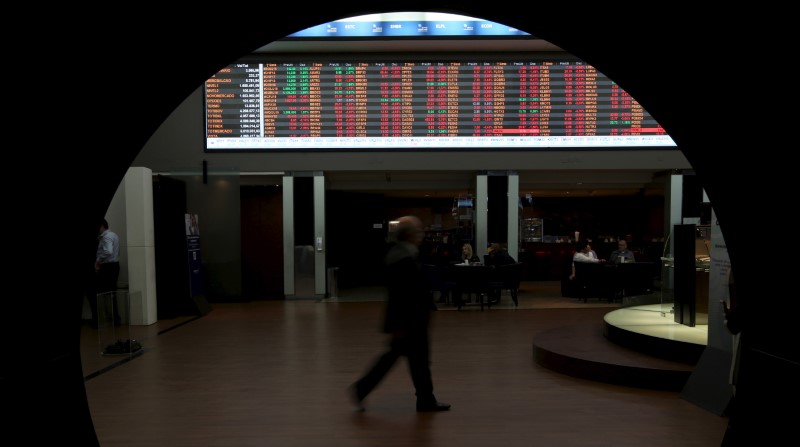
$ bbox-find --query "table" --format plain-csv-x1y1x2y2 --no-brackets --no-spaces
614,261,657,297
573,261,657,302
449,264,491,310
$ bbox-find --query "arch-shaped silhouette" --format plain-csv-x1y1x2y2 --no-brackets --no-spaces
9,4,790,445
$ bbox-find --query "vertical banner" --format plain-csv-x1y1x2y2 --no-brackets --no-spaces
185,213,205,297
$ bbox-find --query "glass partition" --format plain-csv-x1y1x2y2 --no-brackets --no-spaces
96,290,141,357
660,231,675,318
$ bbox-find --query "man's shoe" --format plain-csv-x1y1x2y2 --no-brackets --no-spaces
416,401,451,412
348,384,365,412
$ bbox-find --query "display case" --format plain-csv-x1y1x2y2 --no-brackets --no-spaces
660,247,674,319
693,225,711,324
660,224,711,326
451,194,474,242
520,217,543,242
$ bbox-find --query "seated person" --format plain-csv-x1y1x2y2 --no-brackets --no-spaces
569,240,605,280
451,243,484,305
486,243,516,266
484,243,516,304
459,242,481,265
608,239,636,264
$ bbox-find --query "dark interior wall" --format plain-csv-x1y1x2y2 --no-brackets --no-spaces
323,190,664,286
524,195,664,243
487,175,509,244
293,177,315,246
204,185,666,291
241,185,284,299
152,175,195,318
326,191,389,288
185,173,242,301
385,196,457,227
681,173,711,224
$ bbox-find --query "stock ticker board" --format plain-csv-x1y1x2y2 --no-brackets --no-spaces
204,57,674,151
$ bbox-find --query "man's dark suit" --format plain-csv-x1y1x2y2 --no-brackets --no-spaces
353,241,438,407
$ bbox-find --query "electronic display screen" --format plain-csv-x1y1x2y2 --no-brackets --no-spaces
204,54,675,151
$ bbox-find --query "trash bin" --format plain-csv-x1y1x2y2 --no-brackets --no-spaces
326,267,339,298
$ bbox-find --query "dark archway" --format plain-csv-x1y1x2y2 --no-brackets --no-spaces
9,4,791,445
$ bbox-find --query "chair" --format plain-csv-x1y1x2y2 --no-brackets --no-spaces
572,262,615,302
422,264,455,305
487,262,523,307
617,261,657,297
560,255,581,298
450,264,490,310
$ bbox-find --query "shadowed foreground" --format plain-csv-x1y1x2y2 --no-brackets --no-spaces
83,287,726,446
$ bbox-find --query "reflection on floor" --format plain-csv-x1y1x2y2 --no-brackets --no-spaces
82,295,728,446
82,281,710,391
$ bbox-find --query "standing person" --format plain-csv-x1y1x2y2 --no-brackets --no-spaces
350,215,450,412
96,218,121,326
608,238,636,264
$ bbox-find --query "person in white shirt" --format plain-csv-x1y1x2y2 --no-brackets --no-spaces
95,218,122,326
569,240,605,280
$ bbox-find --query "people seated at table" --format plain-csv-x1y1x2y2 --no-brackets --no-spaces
459,243,481,265
569,240,605,280
484,243,517,304
485,243,516,267
608,239,636,264
568,240,621,301
449,262,490,308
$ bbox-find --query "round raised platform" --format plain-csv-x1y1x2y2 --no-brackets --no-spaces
533,305,707,391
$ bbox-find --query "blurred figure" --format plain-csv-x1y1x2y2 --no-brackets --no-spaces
350,215,450,412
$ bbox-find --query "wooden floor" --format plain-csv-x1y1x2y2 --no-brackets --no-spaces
81,282,727,446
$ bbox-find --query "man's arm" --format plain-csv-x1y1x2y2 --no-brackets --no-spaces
96,236,113,264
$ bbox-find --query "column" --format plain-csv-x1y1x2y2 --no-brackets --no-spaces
123,167,157,325
475,174,488,258
507,173,519,262
313,173,326,296
282,175,295,296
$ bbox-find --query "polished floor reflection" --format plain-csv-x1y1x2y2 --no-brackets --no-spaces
81,282,726,446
